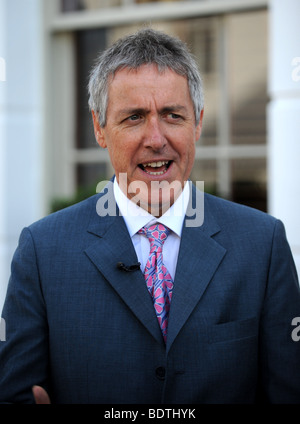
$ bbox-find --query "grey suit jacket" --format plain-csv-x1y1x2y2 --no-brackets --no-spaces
0,184,300,403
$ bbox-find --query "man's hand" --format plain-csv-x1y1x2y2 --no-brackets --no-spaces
32,385,51,404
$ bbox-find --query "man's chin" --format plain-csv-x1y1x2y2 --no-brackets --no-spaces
120,173,184,216
131,193,176,217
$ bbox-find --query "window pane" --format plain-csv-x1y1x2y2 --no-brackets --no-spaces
231,158,267,211
61,0,121,12
228,11,268,145
190,159,217,196
76,28,107,149
190,17,219,146
77,163,108,190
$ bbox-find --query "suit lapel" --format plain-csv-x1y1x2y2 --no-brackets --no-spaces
84,209,164,345
84,184,226,350
166,186,227,352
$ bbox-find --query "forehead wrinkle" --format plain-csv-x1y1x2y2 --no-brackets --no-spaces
107,65,193,121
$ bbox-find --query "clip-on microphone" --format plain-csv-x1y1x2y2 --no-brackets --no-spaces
117,262,141,272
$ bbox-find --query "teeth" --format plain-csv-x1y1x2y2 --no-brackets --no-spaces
145,170,165,176
139,160,171,175
144,161,168,168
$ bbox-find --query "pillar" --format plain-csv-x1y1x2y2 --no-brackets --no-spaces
0,0,44,312
268,0,300,278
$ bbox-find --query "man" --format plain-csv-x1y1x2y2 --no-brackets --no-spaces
0,28,300,404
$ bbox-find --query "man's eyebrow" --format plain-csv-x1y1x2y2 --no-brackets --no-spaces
118,107,149,117
160,105,188,114
118,105,187,117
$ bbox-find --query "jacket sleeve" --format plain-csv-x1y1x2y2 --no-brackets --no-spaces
259,219,300,403
0,228,49,404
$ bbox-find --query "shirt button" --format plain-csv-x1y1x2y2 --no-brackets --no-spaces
155,366,166,380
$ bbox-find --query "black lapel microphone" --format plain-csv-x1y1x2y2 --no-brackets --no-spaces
117,262,141,272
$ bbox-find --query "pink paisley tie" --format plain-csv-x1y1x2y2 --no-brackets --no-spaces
138,223,174,343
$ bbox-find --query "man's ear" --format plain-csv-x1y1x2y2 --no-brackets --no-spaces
92,110,107,148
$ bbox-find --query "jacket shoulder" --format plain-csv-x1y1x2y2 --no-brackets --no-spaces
203,192,278,229
28,194,100,234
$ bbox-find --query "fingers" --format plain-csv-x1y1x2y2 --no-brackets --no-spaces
32,385,51,404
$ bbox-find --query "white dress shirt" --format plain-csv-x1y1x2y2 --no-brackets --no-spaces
113,178,190,279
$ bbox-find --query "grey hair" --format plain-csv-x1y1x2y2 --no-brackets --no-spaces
88,27,204,127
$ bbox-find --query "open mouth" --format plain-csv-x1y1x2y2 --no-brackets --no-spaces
138,160,172,176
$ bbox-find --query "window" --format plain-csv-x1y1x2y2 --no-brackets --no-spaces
49,1,268,212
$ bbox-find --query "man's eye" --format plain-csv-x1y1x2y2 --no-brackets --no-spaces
168,113,181,120
128,114,141,121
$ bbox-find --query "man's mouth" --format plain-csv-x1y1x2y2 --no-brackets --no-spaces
138,160,172,176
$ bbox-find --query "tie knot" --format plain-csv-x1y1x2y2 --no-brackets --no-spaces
139,223,170,248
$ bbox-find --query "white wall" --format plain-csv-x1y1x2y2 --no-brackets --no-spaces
268,0,300,278
0,0,7,315
0,0,45,313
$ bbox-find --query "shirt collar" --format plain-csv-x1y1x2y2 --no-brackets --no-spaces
113,177,190,238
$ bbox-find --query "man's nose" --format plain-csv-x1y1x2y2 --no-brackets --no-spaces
143,116,167,150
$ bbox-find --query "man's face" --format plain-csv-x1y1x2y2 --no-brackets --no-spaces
93,64,203,216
